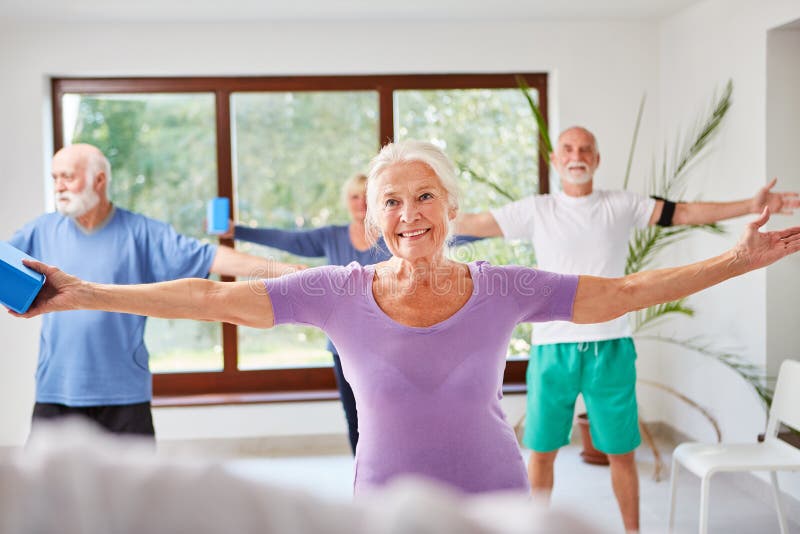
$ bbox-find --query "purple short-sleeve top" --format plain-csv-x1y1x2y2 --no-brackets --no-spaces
264,260,578,495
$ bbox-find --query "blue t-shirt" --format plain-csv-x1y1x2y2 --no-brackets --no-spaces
8,207,217,406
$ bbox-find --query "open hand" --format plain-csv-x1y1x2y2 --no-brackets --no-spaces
733,207,800,272
752,178,800,215
8,260,85,318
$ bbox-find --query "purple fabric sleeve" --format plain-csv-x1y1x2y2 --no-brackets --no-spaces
262,264,361,328
505,265,579,323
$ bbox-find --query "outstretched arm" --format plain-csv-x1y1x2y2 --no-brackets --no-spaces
648,178,800,226
453,212,504,238
575,208,800,323
12,260,275,329
210,246,305,278
222,220,328,258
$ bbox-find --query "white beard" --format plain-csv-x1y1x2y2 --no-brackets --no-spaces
560,164,593,185
55,185,100,218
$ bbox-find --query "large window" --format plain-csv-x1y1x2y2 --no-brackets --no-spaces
52,74,548,400
62,92,223,373
231,90,380,371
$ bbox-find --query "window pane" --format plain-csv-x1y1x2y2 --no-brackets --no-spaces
63,93,222,372
232,91,379,370
395,88,540,357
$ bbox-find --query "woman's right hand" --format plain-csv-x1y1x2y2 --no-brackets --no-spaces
8,260,86,318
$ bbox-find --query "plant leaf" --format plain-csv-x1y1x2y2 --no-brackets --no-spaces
623,93,647,191
458,164,516,202
516,75,553,157
636,334,774,410
633,299,695,333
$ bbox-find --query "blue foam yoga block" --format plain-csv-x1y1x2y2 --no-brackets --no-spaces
0,241,46,314
207,197,230,235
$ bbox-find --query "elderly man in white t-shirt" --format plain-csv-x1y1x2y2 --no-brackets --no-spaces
456,126,800,534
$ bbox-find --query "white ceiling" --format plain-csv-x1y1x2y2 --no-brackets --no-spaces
1,0,704,23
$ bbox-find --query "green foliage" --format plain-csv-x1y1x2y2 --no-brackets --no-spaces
458,164,516,202
515,76,553,157
624,82,731,328
662,80,733,194
398,88,540,210
626,224,725,275
632,299,694,332
622,82,775,410
72,94,217,240
230,91,382,362
233,91,379,230
71,94,221,367
399,87,540,356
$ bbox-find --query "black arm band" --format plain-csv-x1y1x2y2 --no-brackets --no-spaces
651,196,677,227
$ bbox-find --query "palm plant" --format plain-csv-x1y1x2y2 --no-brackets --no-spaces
618,79,775,412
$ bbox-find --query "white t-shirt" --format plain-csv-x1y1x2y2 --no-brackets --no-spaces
491,189,656,344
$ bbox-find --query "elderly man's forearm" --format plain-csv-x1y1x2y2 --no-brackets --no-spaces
672,199,752,225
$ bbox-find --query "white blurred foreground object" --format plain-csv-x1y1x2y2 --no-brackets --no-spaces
1,419,598,534
668,359,800,534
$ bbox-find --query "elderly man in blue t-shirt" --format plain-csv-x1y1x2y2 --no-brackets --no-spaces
8,143,298,438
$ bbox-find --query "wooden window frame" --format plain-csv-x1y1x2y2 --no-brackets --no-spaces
51,73,549,402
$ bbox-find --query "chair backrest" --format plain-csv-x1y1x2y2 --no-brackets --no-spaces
766,359,800,438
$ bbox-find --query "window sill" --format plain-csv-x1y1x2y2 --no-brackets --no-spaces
153,383,527,408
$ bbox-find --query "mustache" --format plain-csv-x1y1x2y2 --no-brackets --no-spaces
566,162,589,170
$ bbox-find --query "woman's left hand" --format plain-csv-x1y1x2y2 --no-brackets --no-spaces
732,207,800,272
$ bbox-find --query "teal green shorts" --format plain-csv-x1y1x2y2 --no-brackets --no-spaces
522,337,641,455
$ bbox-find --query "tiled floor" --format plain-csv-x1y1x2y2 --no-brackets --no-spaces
225,439,799,533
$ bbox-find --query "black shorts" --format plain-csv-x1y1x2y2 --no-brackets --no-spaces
32,401,155,438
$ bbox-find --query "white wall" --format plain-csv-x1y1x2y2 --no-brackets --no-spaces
659,0,800,498
0,19,659,446
766,27,800,379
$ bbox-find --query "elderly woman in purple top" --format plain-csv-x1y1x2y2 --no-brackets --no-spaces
13,140,800,496
225,173,480,455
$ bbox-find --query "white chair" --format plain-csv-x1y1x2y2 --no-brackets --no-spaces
668,358,800,534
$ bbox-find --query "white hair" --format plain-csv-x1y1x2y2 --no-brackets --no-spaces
85,150,112,189
365,140,460,243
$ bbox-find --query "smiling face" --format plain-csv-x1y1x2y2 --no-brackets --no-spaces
373,160,454,262
551,127,600,186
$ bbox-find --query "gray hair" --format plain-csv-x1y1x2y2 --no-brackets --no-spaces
365,139,460,243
